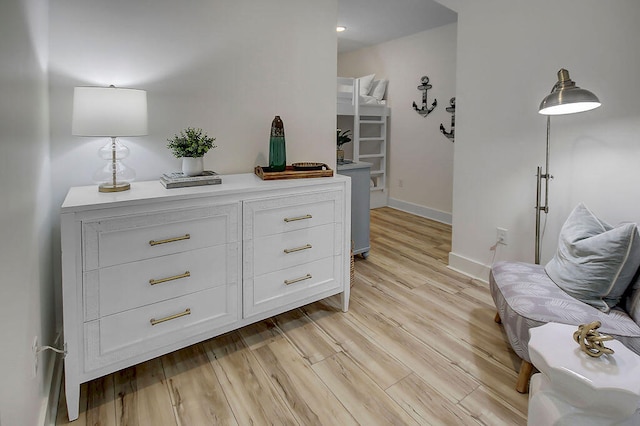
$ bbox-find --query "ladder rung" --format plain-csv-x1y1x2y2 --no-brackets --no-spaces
359,154,384,159
359,137,384,141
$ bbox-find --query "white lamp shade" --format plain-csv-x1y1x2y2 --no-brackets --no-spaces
72,86,148,137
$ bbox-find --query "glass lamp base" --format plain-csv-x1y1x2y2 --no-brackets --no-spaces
98,181,131,192
94,138,135,193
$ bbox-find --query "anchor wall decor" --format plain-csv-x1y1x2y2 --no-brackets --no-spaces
440,97,455,142
412,76,437,117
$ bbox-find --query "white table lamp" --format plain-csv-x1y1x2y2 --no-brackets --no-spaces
72,86,148,192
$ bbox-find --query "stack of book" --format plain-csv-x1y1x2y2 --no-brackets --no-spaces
160,171,222,189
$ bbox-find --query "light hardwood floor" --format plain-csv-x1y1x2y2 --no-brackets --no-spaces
56,207,528,425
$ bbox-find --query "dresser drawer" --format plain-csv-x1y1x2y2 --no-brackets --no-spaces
84,284,238,372
83,204,238,270
84,244,237,320
251,223,336,276
244,256,340,317
244,191,342,239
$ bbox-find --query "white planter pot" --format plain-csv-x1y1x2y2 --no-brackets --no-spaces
181,157,204,176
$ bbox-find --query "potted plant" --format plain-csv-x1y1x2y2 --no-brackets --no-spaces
167,127,217,176
336,129,352,162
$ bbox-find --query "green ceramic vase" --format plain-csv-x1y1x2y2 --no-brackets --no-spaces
269,116,286,172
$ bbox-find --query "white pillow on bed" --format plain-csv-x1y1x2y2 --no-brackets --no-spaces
369,79,388,101
357,74,375,96
359,95,382,105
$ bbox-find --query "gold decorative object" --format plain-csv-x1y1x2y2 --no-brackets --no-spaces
572,321,614,357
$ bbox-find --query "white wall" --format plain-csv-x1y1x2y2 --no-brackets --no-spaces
447,0,640,280
338,23,457,222
0,0,56,425
49,0,338,210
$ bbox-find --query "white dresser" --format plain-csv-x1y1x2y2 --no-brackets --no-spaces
60,173,351,420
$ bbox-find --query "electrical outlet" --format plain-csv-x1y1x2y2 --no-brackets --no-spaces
497,227,508,245
398,179,404,188
32,336,38,377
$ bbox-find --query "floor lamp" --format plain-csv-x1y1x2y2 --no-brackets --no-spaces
535,69,601,264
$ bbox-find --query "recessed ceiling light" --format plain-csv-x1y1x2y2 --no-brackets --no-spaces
336,26,347,32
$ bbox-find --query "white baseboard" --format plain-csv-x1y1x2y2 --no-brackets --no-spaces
387,197,452,225
448,251,490,283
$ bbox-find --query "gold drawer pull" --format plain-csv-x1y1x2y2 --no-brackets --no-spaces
149,271,190,286
150,308,191,326
284,214,312,223
284,244,312,254
285,274,312,285
149,234,190,246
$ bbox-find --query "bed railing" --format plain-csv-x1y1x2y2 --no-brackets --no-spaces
337,77,359,106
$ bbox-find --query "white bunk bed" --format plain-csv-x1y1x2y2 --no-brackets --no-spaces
337,77,389,208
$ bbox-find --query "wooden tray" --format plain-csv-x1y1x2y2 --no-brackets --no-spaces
255,165,333,180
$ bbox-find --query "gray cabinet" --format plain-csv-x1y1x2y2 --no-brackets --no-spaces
338,162,371,257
